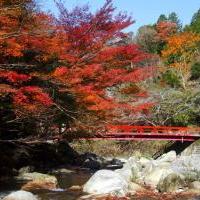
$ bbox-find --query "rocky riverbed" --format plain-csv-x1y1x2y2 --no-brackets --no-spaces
82,151,200,197
1,151,200,200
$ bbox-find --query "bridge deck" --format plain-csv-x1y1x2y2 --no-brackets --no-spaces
80,126,200,141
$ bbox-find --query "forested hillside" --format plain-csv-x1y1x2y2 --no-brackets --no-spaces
135,10,200,127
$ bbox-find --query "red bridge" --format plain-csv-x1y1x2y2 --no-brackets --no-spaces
81,125,200,142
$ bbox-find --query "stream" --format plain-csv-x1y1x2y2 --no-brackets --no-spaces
0,167,199,200
0,168,92,200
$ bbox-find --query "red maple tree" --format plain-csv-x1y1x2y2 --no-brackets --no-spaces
0,0,155,138
156,21,177,41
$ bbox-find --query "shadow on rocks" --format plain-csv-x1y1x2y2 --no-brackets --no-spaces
76,153,124,170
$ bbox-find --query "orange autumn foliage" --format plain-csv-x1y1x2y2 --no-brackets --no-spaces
162,32,200,62
162,32,200,71
161,32,200,89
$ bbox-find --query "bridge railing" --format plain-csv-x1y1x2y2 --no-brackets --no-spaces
106,125,200,136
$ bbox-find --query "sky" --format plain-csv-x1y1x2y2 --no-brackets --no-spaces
40,0,200,33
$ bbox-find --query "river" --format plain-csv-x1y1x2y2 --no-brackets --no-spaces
0,168,91,200
0,168,199,200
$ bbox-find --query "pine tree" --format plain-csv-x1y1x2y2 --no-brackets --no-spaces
190,8,200,33
157,14,168,23
168,12,182,31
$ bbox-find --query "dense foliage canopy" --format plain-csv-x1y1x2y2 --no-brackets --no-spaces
0,0,154,140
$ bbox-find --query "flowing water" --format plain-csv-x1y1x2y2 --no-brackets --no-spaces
0,168,92,200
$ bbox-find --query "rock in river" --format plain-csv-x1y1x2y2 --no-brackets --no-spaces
16,172,57,183
189,181,200,190
156,151,176,163
83,169,129,197
116,156,141,183
157,172,185,192
143,164,174,188
77,153,124,170
17,172,58,191
3,190,38,200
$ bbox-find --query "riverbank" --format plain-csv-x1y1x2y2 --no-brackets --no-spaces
71,140,169,158
0,140,79,177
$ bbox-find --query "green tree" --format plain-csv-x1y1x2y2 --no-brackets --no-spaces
168,12,182,31
157,14,167,23
186,8,200,33
162,69,181,88
136,25,161,54
191,62,200,80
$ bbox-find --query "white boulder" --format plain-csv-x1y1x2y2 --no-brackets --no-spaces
157,172,185,192
116,156,141,183
144,165,174,187
83,169,129,197
3,191,38,200
156,151,177,163
139,157,151,168
189,181,200,190
172,155,200,173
